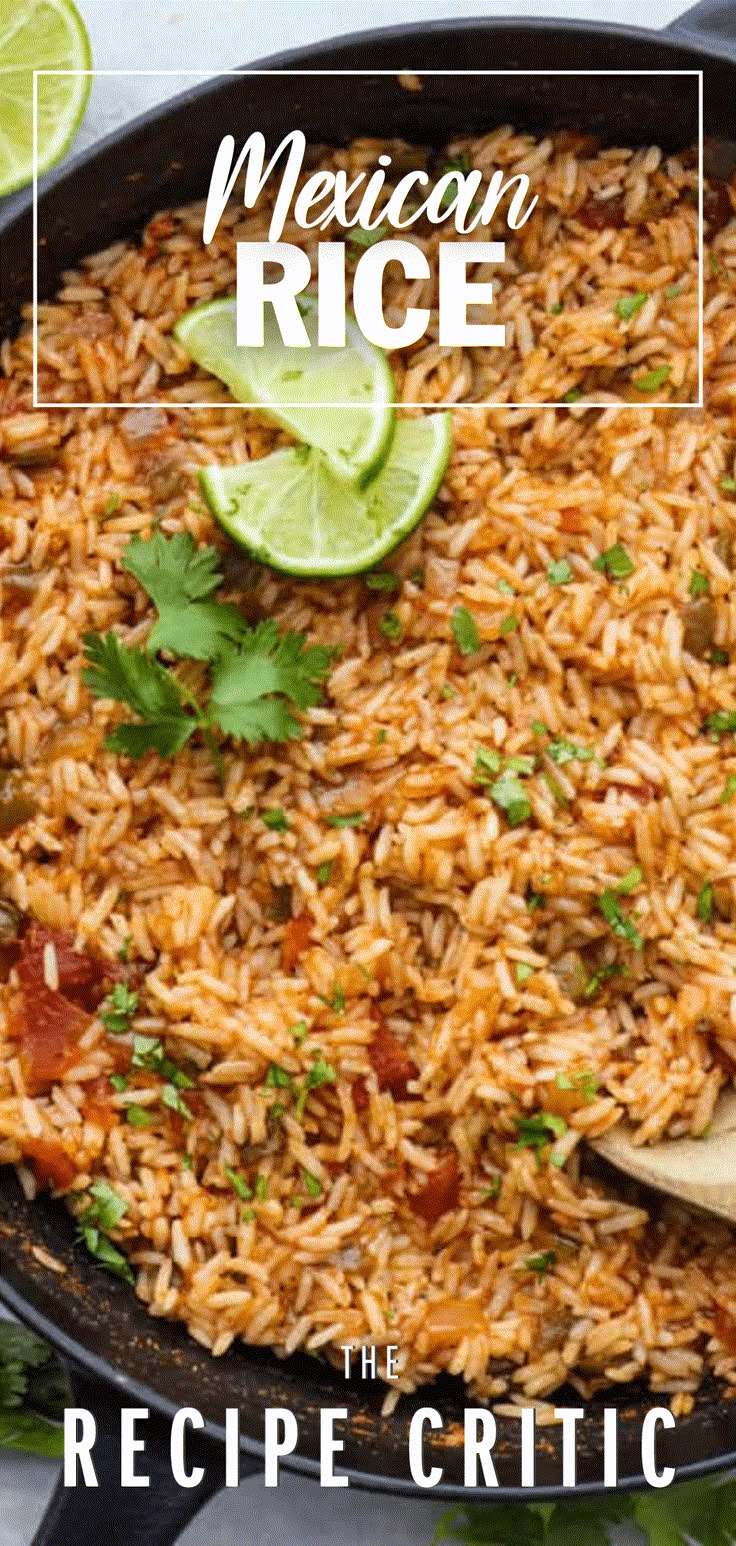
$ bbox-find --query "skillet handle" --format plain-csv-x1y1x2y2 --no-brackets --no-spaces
31,1363,248,1546
667,0,736,53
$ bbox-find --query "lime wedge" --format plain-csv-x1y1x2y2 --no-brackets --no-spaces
200,414,452,578
174,295,395,485
0,0,92,196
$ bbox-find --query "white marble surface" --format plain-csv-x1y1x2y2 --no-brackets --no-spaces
0,0,705,1539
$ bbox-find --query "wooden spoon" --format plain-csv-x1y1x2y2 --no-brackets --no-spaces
591,1088,736,1226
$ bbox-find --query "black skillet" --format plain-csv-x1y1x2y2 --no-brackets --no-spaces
1,3,736,1539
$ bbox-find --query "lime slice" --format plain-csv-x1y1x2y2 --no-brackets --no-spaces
174,295,395,486
0,0,92,196
199,413,452,578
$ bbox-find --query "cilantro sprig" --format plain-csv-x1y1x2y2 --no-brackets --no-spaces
431,1472,736,1546
83,532,334,763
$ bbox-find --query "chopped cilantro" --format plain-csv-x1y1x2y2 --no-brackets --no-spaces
262,807,289,832
555,1069,599,1103
162,1084,193,1120
365,570,399,592
615,291,648,321
550,301,563,315
302,1168,323,1199
451,605,481,656
348,224,389,251
497,578,515,596
316,860,333,886
697,880,715,924
634,364,672,393
597,890,642,949
473,746,502,784
617,865,643,894
525,1250,556,1277
295,1056,337,1120
720,774,736,804
514,962,534,985
721,476,736,495
704,711,736,737
689,569,711,599
547,559,573,586
326,811,364,828
593,544,634,580
380,611,403,642
500,612,519,636
563,387,583,404
102,492,122,519
547,738,596,767
100,982,139,1035
489,770,532,827
514,1112,567,1150
224,1167,252,1202
126,1104,152,1127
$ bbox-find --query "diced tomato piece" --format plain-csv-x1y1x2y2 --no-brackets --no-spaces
410,1152,460,1226
368,1018,418,1100
84,1076,118,1131
11,985,90,1095
18,925,107,1011
577,194,626,230
703,179,733,235
352,1076,370,1112
22,1137,76,1190
282,912,314,973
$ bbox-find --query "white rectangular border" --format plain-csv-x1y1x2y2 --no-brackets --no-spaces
33,68,704,410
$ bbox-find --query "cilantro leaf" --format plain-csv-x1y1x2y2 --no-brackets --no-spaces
209,625,333,744
490,770,532,826
82,632,196,758
123,531,245,660
0,1409,65,1459
546,1498,631,1546
598,889,643,949
434,1504,544,1545
451,606,481,656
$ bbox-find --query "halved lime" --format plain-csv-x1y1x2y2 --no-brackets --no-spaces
0,0,92,196
174,295,395,486
200,414,452,578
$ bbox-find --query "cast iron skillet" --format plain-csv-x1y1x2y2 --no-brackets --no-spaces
1,3,736,1539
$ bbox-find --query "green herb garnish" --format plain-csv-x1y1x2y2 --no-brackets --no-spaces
262,807,289,832
689,569,711,599
451,605,481,656
224,1166,253,1202
634,363,671,393
615,291,648,321
326,811,365,828
593,543,634,580
100,982,139,1035
380,610,403,641
547,559,573,586
489,770,532,827
525,1250,556,1277
514,1112,567,1150
597,890,643,949
83,532,333,762
697,880,715,924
